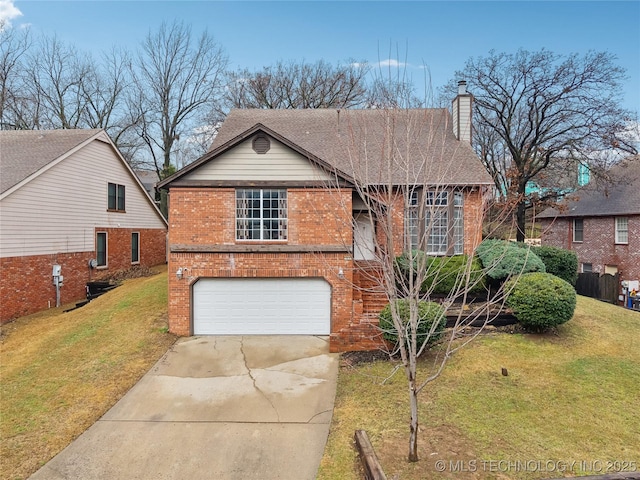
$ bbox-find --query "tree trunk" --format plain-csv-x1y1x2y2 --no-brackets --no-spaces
516,193,526,243
408,377,419,462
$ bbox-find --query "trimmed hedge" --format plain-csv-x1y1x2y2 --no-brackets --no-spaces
476,239,546,282
531,245,578,286
395,251,486,295
505,272,577,332
378,299,446,352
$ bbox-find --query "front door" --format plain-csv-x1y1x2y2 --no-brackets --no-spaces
354,214,376,260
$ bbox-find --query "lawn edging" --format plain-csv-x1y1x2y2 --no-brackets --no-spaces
354,430,387,480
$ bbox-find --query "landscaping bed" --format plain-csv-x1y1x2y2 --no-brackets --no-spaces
318,295,640,480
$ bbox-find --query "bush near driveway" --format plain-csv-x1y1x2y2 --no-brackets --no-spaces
378,299,446,353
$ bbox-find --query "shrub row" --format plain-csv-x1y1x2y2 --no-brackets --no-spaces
475,239,546,282
531,245,578,286
395,251,486,295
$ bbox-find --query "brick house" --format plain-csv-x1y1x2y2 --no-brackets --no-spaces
159,88,494,352
0,129,168,323
538,157,640,295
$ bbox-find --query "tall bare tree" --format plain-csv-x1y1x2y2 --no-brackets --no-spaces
25,35,94,129
451,49,637,241
131,21,228,180
223,59,370,111
324,107,514,462
0,21,31,129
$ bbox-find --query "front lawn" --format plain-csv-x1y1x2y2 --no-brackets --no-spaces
0,268,175,480
318,296,640,479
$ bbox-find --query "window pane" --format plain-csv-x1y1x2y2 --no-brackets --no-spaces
426,210,448,254
615,217,628,244
453,192,464,254
573,219,584,242
236,189,287,240
97,233,107,266
131,232,139,263
118,185,125,211
426,191,448,206
108,183,116,210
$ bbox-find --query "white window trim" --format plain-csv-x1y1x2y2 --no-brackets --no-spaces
573,218,583,243
615,217,628,244
236,189,288,241
407,189,464,256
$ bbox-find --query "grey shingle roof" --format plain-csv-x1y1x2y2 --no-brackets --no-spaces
538,156,640,218
0,129,103,194
163,108,493,187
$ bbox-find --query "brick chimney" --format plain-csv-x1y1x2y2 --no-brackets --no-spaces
452,80,473,145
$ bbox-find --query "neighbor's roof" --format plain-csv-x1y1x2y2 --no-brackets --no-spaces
0,129,103,194
161,108,493,187
538,157,640,218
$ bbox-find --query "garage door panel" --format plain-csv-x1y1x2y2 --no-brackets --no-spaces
193,278,330,335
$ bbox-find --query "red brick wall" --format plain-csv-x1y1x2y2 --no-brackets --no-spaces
463,189,486,255
540,215,640,283
0,227,166,323
167,187,356,351
167,186,487,352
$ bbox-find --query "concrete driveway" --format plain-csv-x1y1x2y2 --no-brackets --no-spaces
30,335,339,480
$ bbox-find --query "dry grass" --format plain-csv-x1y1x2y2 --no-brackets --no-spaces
318,296,640,480
0,267,175,480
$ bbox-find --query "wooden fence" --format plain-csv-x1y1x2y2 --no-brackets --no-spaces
575,272,619,304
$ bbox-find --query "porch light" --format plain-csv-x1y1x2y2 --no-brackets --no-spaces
176,267,183,280
338,268,344,279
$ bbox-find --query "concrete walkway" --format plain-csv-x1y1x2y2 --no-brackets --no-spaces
30,335,339,480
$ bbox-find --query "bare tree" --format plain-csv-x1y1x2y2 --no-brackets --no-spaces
323,107,515,462
24,35,95,129
0,20,31,129
450,49,637,241
131,21,228,181
223,59,370,111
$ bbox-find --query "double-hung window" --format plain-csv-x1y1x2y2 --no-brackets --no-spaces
406,189,464,255
108,182,125,211
573,218,584,242
236,189,288,241
615,217,628,244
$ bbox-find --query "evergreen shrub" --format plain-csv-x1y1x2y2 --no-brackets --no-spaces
505,272,577,331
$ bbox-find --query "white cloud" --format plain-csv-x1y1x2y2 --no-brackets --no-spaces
376,59,409,68
0,0,22,29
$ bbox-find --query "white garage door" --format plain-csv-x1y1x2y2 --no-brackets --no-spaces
193,278,331,335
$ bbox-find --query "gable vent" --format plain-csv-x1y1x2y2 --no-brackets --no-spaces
252,135,270,154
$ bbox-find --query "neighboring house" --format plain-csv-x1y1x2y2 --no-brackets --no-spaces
159,87,494,352
0,129,168,323
538,157,640,292
526,160,591,198
134,170,160,200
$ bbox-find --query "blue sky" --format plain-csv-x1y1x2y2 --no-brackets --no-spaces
3,0,640,114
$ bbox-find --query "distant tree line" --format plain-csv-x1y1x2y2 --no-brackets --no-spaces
2,20,636,237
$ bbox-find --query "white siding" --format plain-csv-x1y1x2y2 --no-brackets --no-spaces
0,139,166,258
183,136,332,182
